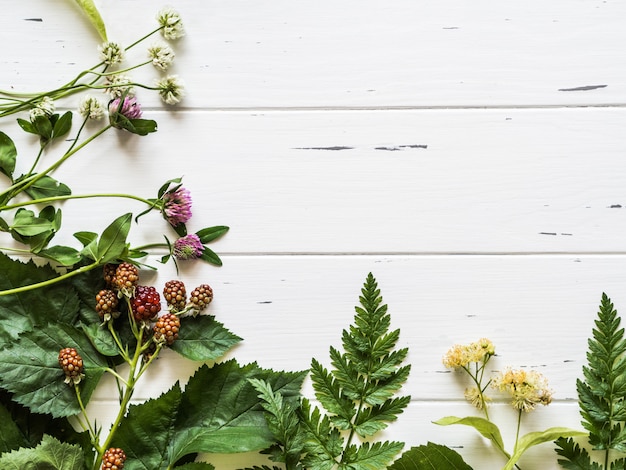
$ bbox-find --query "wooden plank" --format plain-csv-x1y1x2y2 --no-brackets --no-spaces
2,108,625,254
1,0,625,108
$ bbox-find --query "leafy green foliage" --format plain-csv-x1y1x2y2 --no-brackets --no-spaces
388,442,473,470
170,315,242,361
434,416,507,457
0,434,84,470
556,293,626,468
0,131,17,179
251,273,409,470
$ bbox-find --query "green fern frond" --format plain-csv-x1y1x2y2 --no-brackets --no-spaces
555,437,602,470
578,294,626,452
341,441,405,469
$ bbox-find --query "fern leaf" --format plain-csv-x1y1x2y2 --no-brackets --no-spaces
341,441,404,469
310,358,355,423
298,398,344,469
578,294,626,452
353,396,411,437
554,437,601,470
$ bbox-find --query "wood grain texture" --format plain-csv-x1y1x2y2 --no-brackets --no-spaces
2,0,624,468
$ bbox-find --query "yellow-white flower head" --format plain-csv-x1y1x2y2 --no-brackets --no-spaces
492,368,553,412
156,75,185,105
104,74,136,99
78,96,105,120
443,338,495,369
157,7,185,40
148,42,175,71
29,96,55,121
99,41,125,65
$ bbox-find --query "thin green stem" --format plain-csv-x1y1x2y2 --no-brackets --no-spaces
26,146,46,178
513,408,523,454
74,383,99,450
0,261,100,296
2,192,157,212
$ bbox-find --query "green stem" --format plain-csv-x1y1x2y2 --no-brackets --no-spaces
513,409,523,455
74,383,99,451
0,261,100,296
2,192,157,212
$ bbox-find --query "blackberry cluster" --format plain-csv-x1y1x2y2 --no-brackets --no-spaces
131,286,162,322
189,284,213,313
96,289,119,321
58,347,84,385
153,313,181,345
113,262,139,294
163,280,186,311
101,447,126,469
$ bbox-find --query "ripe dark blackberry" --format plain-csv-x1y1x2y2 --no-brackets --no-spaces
101,447,126,469
153,313,181,345
189,284,213,313
103,263,118,288
96,289,119,320
163,280,186,311
58,347,84,385
114,262,139,295
131,285,161,322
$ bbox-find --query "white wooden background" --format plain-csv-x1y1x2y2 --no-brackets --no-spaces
2,0,626,468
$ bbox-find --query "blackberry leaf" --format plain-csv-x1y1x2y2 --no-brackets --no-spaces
169,315,242,361
0,434,84,470
389,442,474,470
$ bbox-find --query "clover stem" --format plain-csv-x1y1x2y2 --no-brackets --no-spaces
26,146,46,178
2,192,157,212
513,408,523,455
0,261,100,296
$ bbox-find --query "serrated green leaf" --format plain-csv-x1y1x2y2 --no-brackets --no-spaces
96,213,131,263
433,416,508,457
0,131,17,179
168,361,306,461
310,358,354,423
196,226,229,244
0,253,81,345
111,384,182,470
73,0,107,41
169,315,241,361
0,323,108,418
353,396,411,438
342,440,404,468
0,434,84,470
24,175,71,200
502,428,586,470
0,401,29,454
389,442,474,470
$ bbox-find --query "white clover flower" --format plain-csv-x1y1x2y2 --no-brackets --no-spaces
29,96,55,121
157,7,185,40
155,75,184,105
104,74,136,98
78,95,105,120
98,41,125,65
148,42,175,71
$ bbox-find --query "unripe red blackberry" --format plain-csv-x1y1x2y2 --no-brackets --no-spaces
163,280,186,311
114,262,139,295
96,289,119,321
101,447,126,469
103,263,118,288
131,285,161,322
58,347,84,385
189,284,213,313
153,313,181,345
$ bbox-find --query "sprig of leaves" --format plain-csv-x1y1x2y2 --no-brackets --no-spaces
248,273,410,470
556,293,626,468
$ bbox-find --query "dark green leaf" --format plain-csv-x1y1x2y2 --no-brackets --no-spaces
389,442,473,470
52,111,72,139
32,115,53,142
0,434,84,470
112,384,182,470
82,323,120,357
157,178,183,199
0,401,29,454
0,253,81,346
196,226,229,244
170,315,241,361
168,361,306,461
174,464,215,470
73,0,108,41
74,231,98,261
113,115,157,136
0,323,108,418
342,440,404,468
24,175,71,200
0,131,17,179
200,247,223,267
96,213,132,263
